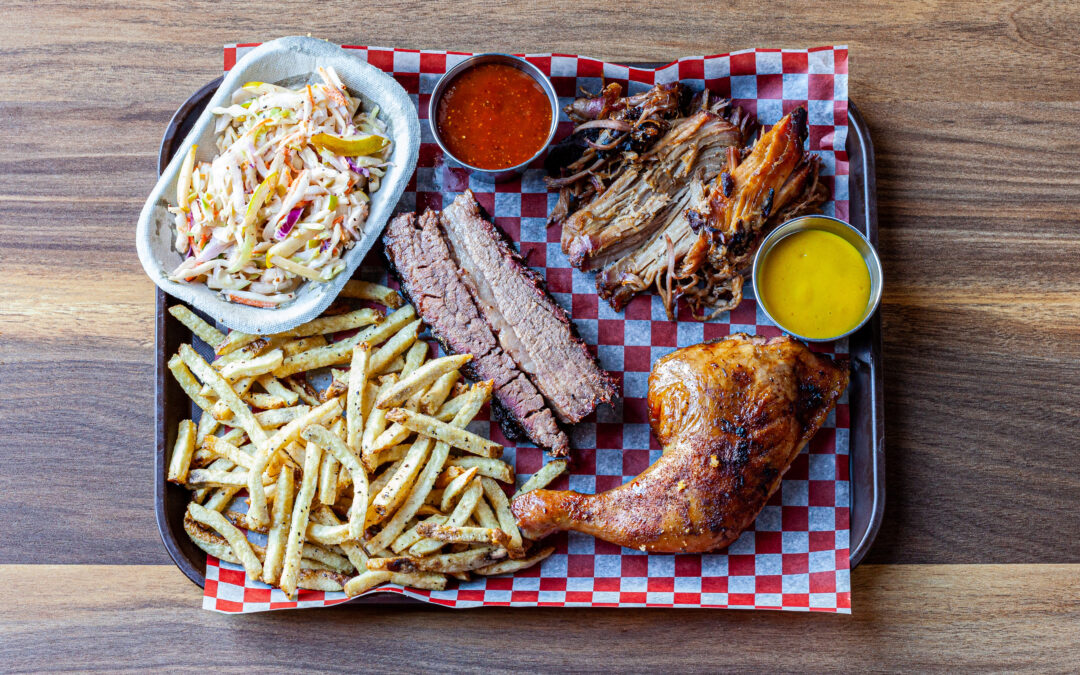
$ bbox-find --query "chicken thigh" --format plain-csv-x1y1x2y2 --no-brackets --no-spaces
510,334,848,553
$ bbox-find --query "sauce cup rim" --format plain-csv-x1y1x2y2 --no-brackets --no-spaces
751,215,884,343
427,53,560,178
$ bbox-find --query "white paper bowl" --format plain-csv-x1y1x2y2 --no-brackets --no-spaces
136,36,420,334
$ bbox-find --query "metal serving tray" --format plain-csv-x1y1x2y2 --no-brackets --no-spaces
154,76,884,592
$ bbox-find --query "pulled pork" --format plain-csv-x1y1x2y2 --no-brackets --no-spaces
549,84,828,320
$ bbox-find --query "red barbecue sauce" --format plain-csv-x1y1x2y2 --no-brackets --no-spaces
436,63,552,170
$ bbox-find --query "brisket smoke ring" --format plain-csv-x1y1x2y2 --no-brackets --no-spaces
384,191,618,457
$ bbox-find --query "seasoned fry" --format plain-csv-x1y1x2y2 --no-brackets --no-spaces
386,408,501,458
215,330,261,356
401,340,429,378
253,404,311,429
219,349,284,381
515,459,569,496
391,515,447,554
346,342,371,457
187,502,262,579
340,280,403,308
210,399,233,422
167,355,214,413
435,380,492,424
440,467,479,512
446,456,514,484
481,476,524,556
415,524,511,547
195,413,220,446
312,506,367,571
366,546,508,574
434,466,467,489
380,355,406,373
371,437,434,518
473,495,501,530
301,424,368,541
185,516,348,590
203,487,240,512
318,449,340,505
368,443,410,468
202,435,254,469
179,344,268,446
410,478,483,556
167,420,197,483
273,305,416,378
248,396,343,528
186,468,271,489
365,388,487,552
243,391,288,410
279,440,323,599
475,546,556,576
257,374,300,405
368,421,413,456
344,570,392,597
369,319,421,374
361,375,396,465
281,335,328,358
284,376,321,406
300,541,354,573
420,370,459,414
277,308,382,338
262,467,294,585
168,305,225,347
376,354,471,410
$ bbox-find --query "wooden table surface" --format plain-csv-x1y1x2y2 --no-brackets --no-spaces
2,0,1078,670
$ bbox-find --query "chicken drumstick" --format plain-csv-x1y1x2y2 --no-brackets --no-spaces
511,334,848,553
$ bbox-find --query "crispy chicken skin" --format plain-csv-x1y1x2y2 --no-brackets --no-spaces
511,334,848,553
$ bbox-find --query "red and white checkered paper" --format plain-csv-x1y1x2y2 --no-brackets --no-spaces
203,43,851,613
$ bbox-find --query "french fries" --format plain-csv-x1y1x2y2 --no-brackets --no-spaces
188,502,262,579
262,467,294,585
339,280,403,308
346,342,371,457
385,408,502,458
279,439,322,598
515,458,569,496
167,420,197,483
168,305,225,347
375,354,471,410
169,291,551,603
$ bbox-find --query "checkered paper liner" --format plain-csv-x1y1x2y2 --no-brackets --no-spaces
202,43,851,613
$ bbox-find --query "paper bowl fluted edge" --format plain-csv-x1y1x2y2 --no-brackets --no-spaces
136,36,420,334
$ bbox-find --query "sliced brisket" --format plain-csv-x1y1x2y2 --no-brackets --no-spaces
383,209,571,456
440,191,618,425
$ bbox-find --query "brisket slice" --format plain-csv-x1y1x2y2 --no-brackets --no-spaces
383,210,570,456
440,191,618,424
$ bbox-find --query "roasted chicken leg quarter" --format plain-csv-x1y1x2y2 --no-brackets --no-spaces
511,334,848,553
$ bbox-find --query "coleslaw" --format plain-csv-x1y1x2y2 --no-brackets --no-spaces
167,67,391,307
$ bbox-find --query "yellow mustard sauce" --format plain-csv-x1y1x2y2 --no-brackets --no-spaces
758,229,871,339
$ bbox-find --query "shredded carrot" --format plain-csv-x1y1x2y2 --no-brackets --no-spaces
227,293,275,308
324,84,348,107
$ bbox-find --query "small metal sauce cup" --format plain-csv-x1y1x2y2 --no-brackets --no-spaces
752,215,884,342
428,53,559,183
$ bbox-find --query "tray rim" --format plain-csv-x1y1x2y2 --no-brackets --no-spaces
154,73,884,597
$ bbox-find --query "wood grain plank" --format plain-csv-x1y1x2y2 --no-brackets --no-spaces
1,564,1077,671
2,1,1080,568
2,1,1080,103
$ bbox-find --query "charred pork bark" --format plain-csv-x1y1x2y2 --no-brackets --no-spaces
559,111,744,272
